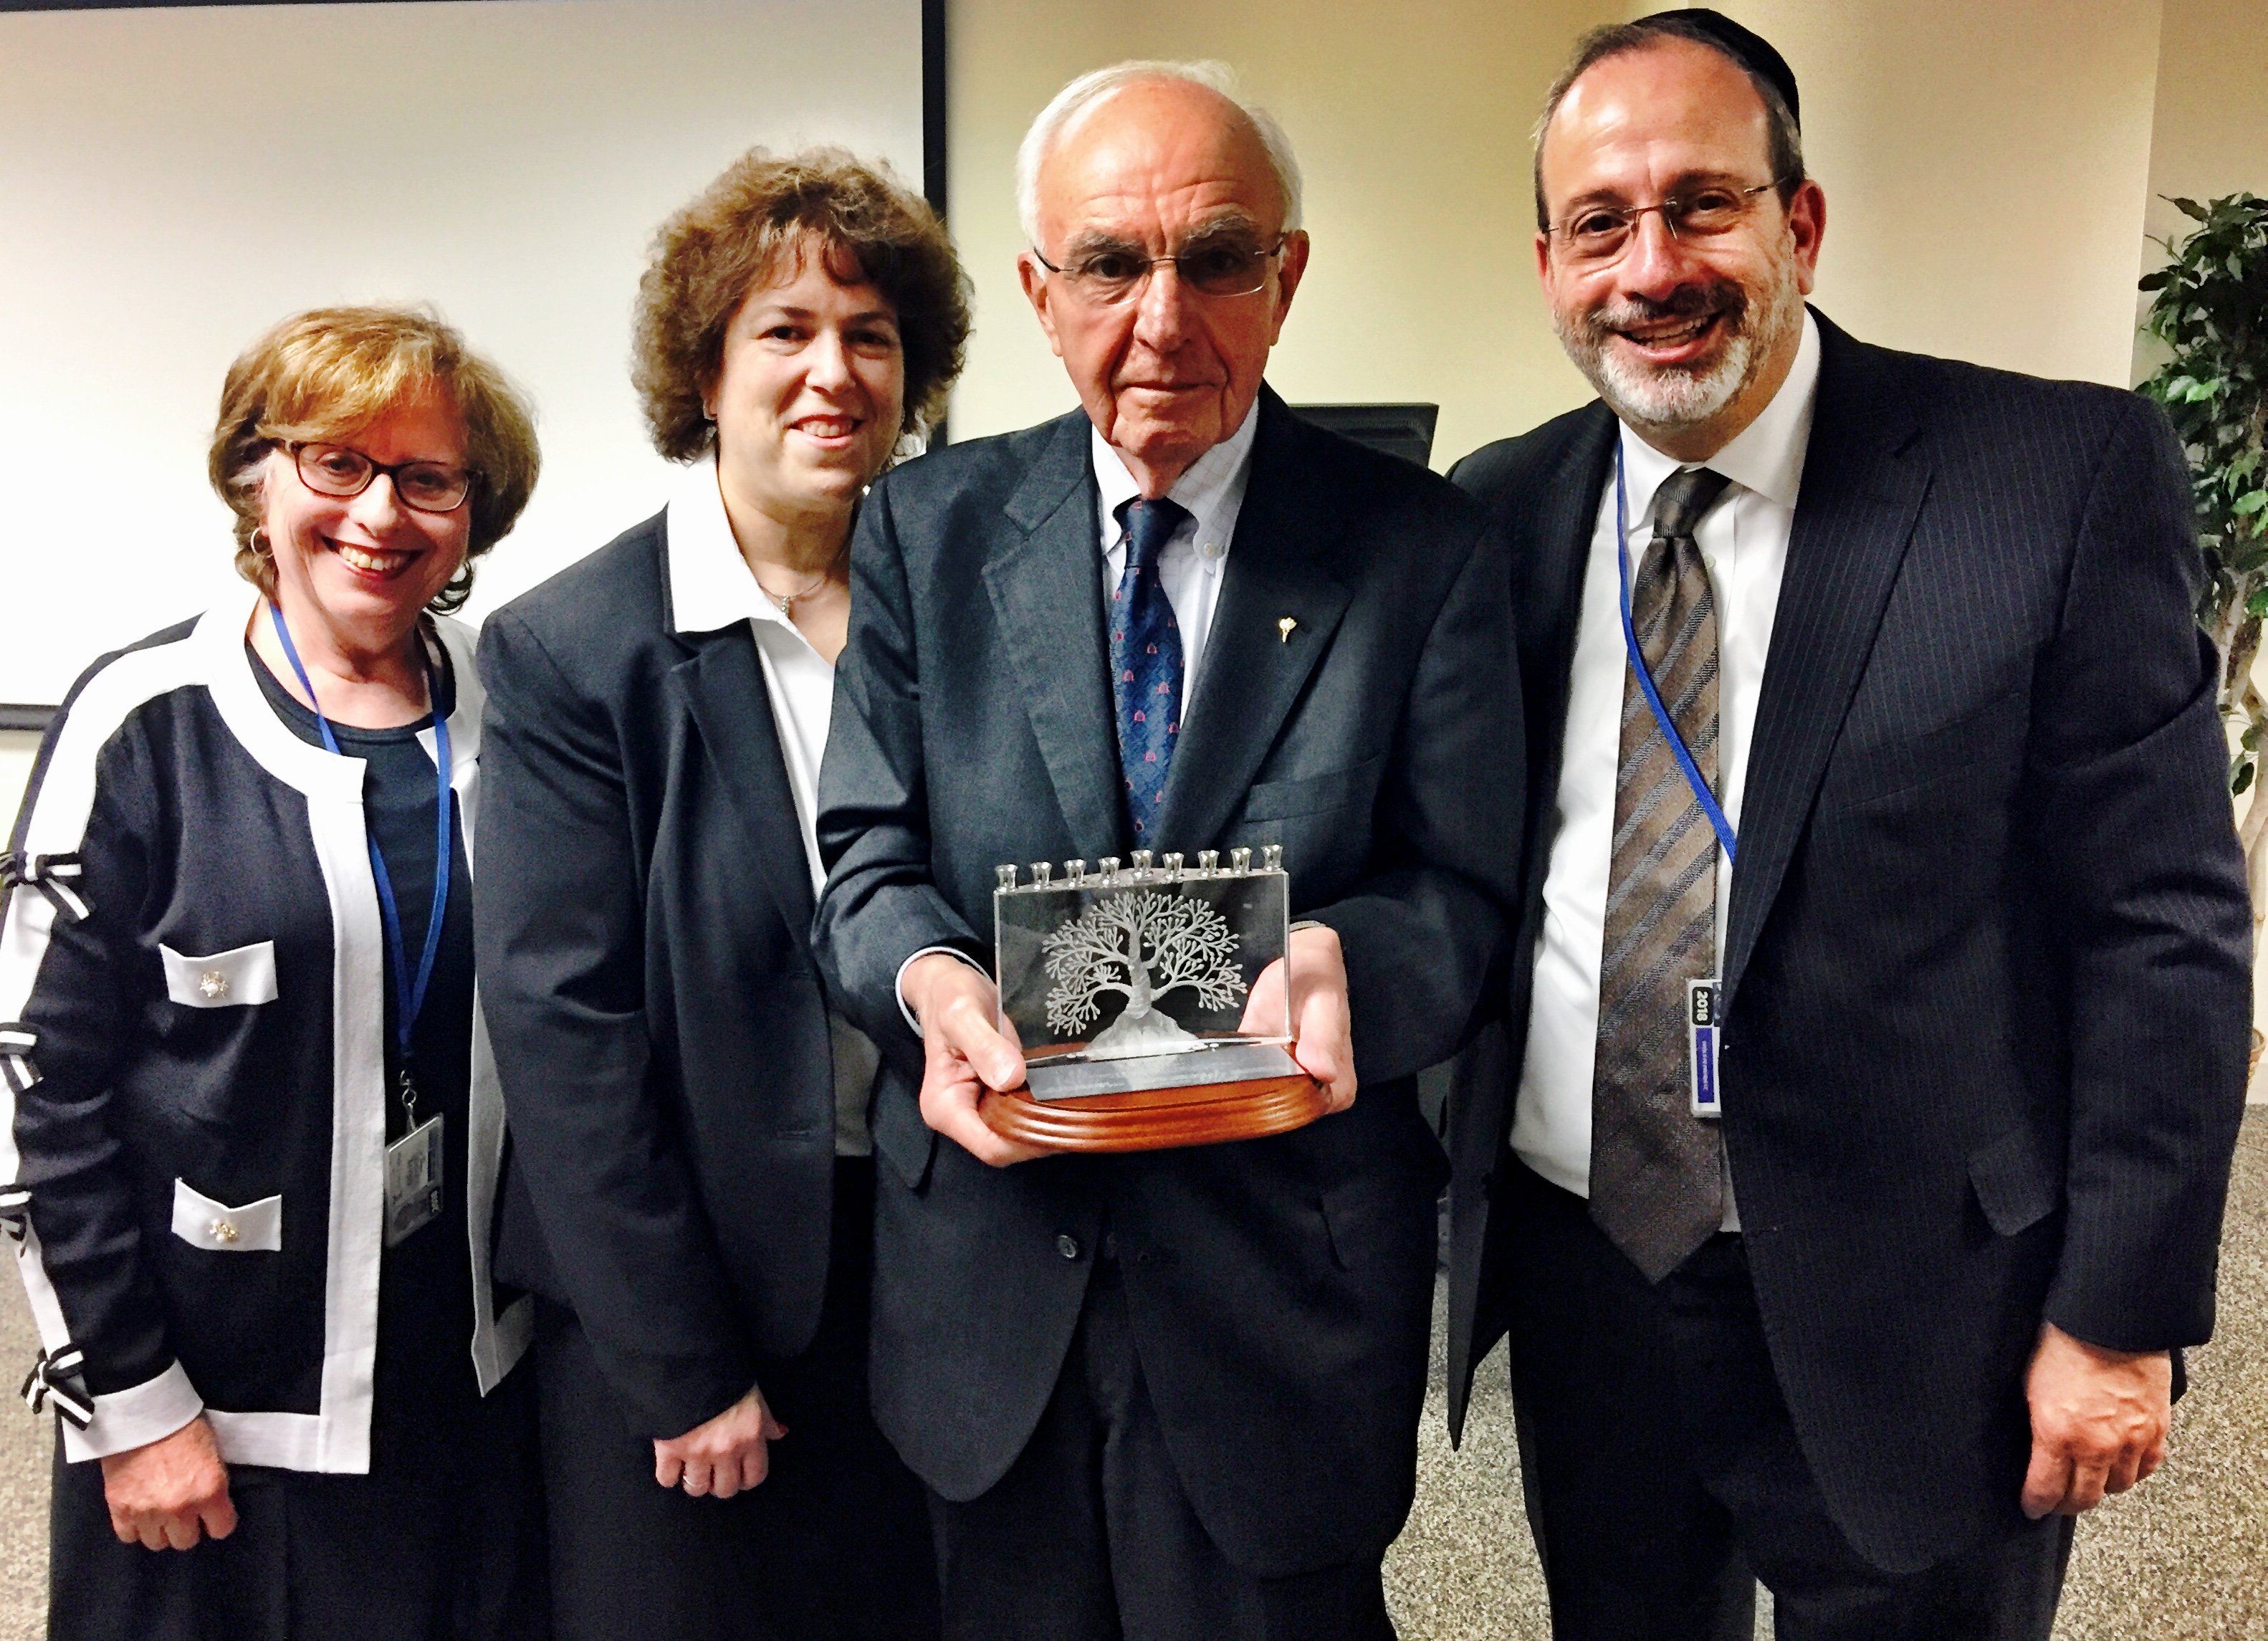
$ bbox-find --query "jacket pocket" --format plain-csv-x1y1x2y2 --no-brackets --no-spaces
1240,755,1387,823
160,941,278,1009
871,1083,938,1193
1967,1126,2061,1238
1814,689,2023,816
171,1177,282,1252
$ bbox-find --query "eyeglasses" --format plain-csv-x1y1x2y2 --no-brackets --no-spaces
1030,237,1286,305
1547,179,1788,268
290,442,475,514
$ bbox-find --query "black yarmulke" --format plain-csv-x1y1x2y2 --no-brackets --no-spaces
1642,9,1801,128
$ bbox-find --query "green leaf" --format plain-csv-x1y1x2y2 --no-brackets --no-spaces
2172,196,2210,221
2139,268,2176,292
2235,760,2255,795
2237,491,2268,517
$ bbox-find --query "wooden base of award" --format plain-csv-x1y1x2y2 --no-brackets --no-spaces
977,1070,1330,1153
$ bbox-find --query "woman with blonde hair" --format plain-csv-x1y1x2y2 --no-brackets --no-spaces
4,305,546,1639
473,148,968,1638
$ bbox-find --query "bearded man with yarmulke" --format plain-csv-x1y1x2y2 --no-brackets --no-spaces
1444,10,2249,1637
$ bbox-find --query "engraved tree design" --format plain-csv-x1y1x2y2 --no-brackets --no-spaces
1042,891,1249,1059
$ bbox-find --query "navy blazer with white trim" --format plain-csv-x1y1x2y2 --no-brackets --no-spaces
1,592,528,1470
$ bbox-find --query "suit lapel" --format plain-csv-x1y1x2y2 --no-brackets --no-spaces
1155,392,1351,851
670,626,818,935
1722,318,1931,1008
654,517,819,934
1517,406,1618,892
983,411,1127,855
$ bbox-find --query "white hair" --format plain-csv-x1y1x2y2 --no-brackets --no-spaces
1014,59,1306,247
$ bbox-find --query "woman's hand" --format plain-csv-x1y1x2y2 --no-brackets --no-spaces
100,1416,236,1550
653,1384,788,1499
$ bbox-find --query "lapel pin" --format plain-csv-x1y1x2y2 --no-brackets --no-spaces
1277,616,1298,644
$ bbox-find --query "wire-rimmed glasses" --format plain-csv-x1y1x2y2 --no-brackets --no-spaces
1546,178,1789,268
1030,236,1287,305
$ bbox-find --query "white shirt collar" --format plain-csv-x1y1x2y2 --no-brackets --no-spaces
1619,310,1821,525
662,453,817,645
1089,401,1260,546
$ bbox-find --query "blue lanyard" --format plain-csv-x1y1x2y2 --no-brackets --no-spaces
267,602,454,1084
1614,445,1737,864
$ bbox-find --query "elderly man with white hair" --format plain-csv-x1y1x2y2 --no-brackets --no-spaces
813,59,1521,1639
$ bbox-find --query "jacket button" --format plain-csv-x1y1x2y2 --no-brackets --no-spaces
1055,1233,1082,1261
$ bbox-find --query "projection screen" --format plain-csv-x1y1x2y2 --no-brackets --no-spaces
0,0,928,712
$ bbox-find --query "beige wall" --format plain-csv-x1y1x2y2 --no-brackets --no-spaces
2146,0,2268,213
944,0,2188,466
2136,0,2268,378
1719,0,2164,388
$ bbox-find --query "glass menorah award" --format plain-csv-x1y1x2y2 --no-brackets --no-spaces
979,846,1330,1152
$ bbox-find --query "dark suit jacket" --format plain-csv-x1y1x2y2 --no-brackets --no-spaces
813,388,1521,1577
472,515,840,1440
1446,313,2252,1574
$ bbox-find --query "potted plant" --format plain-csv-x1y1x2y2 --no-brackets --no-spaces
2138,193,2268,1018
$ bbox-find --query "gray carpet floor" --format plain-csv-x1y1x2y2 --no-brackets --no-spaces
1,1112,2261,1638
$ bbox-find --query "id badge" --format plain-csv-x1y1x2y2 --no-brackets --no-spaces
1687,980,1723,1119
384,1113,444,1247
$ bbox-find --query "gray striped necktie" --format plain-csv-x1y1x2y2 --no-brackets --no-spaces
1591,464,1733,1282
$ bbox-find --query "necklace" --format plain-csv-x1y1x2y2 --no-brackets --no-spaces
754,545,847,619
757,568,828,618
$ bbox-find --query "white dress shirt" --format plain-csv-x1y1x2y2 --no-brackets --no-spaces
1513,313,1822,1223
1088,408,1256,714
666,455,879,1157
895,408,1261,1029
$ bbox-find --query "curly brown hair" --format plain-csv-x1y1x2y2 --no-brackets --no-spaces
209,305,540,614
632,147,970,463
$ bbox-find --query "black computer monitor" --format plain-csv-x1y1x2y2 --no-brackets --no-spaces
1291,403,1440,468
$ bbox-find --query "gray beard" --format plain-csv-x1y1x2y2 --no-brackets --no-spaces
1557,269,1804,437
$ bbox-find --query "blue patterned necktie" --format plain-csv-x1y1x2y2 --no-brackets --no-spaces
1111,495,1190,839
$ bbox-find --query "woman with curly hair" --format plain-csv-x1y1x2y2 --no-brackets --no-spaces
471,148,969,1639
5,305,547,1639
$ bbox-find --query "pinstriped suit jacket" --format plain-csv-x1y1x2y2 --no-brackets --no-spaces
1446,312,2251,1574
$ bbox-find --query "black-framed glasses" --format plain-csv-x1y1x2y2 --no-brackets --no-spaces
290,442,475,514
1547,178,1789,267
1030,237,1286,305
